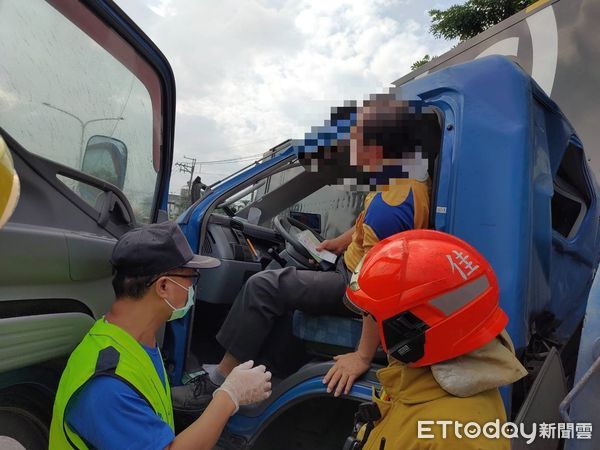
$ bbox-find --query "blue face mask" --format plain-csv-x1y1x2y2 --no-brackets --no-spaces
163,277,195,321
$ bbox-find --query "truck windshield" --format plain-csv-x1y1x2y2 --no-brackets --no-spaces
0,0,163,222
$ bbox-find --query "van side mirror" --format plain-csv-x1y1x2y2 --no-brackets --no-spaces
82,135,127,189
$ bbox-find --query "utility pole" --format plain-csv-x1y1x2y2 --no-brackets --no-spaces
41,102,124,165
174,156,196,202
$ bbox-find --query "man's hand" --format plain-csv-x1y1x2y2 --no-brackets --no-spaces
315,225,355,255
215,360,272,414
322,352,371,397
315,238,346,255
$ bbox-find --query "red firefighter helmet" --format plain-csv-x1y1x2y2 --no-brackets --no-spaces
344,230,507,367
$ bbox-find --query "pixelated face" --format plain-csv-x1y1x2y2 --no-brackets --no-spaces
350,105,384,170
297,95,440,191
349,99,433,184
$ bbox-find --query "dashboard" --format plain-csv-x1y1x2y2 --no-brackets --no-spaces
194,213,285,304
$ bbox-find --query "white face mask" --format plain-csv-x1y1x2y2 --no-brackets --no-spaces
163,277,195,321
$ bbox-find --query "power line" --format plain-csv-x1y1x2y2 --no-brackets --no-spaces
199,171,232,176
109,75,135,137
182,138,277,164
174,157,196,197
207,137,276,152
195,152,265,165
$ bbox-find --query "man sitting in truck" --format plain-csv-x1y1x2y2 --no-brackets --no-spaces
173,95,441,408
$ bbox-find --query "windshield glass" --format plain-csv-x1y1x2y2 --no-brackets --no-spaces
229,157,364,239
0,0,163,222
288,186,366,238
228,158,305,219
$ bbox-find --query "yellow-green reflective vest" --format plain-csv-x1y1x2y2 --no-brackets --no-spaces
49,318,174,449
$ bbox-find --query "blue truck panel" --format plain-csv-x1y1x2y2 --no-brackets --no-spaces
173,56,600,445
393,56,599,351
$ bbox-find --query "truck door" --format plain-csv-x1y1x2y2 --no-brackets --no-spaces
0,1,175,447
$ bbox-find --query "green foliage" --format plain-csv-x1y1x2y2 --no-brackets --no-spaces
411,0,536,71
411,55,432,71
429,0,537,41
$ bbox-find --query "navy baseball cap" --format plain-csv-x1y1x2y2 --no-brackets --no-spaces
111,221,220,276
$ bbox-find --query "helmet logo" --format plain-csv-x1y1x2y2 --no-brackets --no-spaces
446,250,479,280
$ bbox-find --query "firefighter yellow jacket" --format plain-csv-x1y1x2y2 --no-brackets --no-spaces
360,358,511,450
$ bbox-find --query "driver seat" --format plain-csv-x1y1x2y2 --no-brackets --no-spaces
292,311,362,357
292,311,388,363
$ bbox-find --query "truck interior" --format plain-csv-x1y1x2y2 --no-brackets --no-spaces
171,110,446,446
183,108,441,371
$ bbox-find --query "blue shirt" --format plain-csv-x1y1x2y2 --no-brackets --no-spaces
65,343,175,450
344,179,430,272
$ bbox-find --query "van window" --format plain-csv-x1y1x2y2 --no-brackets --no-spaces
551,142,591,240
0,0,163,222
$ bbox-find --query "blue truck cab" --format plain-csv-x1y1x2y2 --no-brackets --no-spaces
173,56,600,449
1,0,597,447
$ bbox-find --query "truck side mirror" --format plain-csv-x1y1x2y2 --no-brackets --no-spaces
289,211,322,234
82,135,128,189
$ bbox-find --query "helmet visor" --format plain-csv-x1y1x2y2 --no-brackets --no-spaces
344,255,371,316
343,292,368,316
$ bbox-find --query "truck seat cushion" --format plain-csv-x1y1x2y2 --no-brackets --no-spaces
292,311,362,349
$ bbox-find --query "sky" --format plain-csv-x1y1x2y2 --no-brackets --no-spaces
114,0,459,193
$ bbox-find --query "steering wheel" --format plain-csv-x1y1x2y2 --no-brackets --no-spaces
272,214,329,268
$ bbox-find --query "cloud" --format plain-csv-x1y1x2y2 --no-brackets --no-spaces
116,0,457,191
148,0,177,17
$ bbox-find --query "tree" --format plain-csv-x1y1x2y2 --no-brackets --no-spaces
429,0,536,41
412,0,537,69
411,54,432,71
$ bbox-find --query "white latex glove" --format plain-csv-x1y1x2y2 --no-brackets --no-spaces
214,360,272,414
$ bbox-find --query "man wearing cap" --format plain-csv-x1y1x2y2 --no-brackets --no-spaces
49,221,272,450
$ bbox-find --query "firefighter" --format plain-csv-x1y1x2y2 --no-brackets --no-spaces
343,230,527,449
